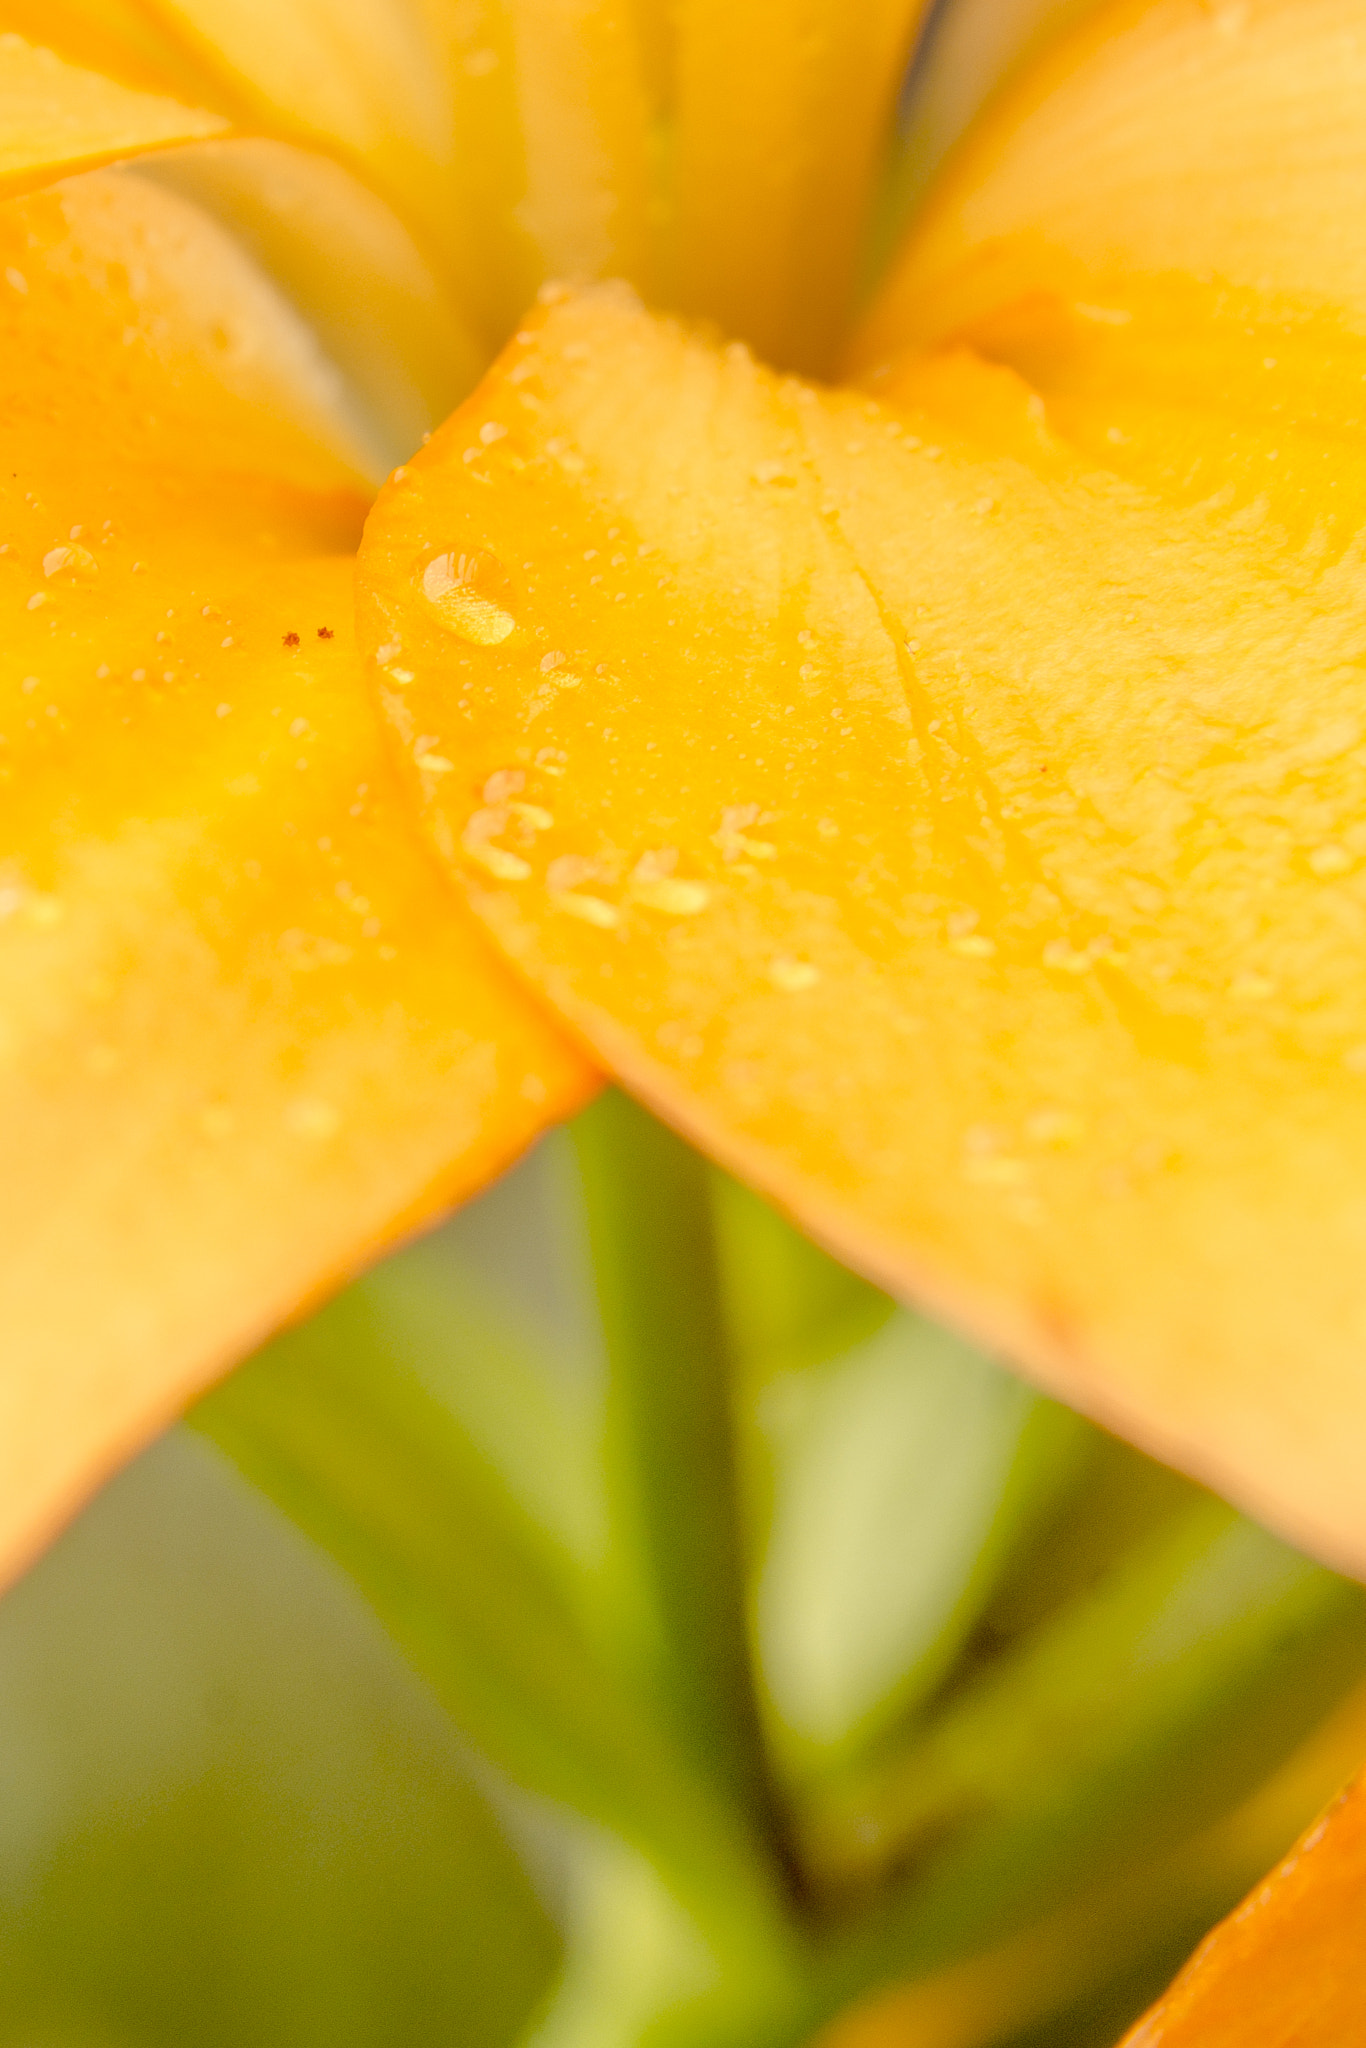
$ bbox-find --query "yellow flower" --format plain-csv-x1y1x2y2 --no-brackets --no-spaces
364,0,1366,1586
6,0,1366,2036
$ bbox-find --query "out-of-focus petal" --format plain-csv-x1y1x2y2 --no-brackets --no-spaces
668,0,932,371
0,0,231,103
446,0,659,338
0,168,593,1589
94,0,660,351
877,0,1109,234
858,0,1366,365
141,0,459,260
358,223,1366,1574
0,29,226,191
134,137,484,474
1120,1772,1366,2047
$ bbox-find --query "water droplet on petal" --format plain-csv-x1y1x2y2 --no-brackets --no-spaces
43,543,96,579
421,550,516,644
769,956,820,992
1042,938,1093,973
285,1097,341,1140
468,843,532,880
553,890,620,928
962,1152,1029,1186
632,877,710,915
1025,1107,1085,1148
462,807,532,880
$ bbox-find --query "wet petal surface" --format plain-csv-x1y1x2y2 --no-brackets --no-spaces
0,168,592,1586
360,131,1366,1576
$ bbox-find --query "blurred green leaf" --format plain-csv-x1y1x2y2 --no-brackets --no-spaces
812,1498,1366,2018
752,1311,1086,1774
0,1431,556,2048
527,1836,811,2048
190,1242,792,1962
711,1174,891,1374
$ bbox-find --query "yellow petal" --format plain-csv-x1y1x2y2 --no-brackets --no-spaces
105,0,660,353
358,252,1366,1577
136,136,485,474
874,0,1111,238
858,0,1366,367
0,0,234,105
0,169,593,1587
125,0,466,294
0,29,227,192
668,0,932,371
450,0,658,333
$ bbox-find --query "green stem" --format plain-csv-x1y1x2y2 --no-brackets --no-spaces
572,1090,796,1894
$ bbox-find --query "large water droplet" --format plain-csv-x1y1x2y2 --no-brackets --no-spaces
420,550,516,645
42,542,97,580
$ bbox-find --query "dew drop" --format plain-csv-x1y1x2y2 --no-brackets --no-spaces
553,890,620,929
510,801,554,831
1042,938,1093,974
42,543,96,579
285,1096,341,1140
769,956,820,992
1025,1107,1085,1148
462,807,532,880
468,842,532,881
632,877,710,916
421,550,516,644
962,1152,1029,1187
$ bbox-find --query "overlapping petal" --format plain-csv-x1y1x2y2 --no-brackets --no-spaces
0,29,227,190
357,0,1366,1576
0,164,592,1587
665,0,931,372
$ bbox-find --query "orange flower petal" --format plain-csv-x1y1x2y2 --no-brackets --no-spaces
0,169,593,1588
1120,1771,1366,2047
358,248,1366,1576
0,28,227,192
